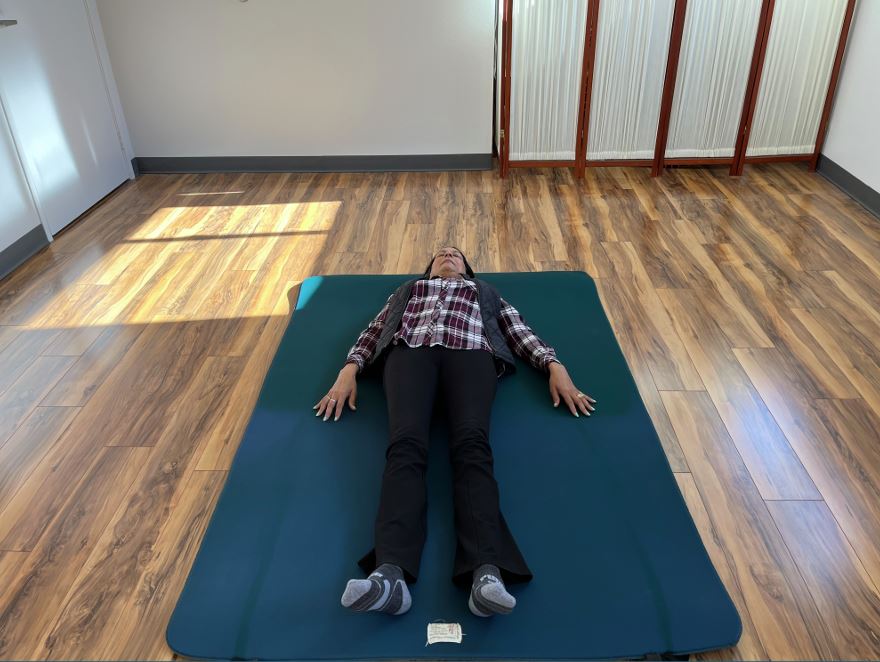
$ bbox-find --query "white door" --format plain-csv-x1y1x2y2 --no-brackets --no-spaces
0,0,130,236
0,91,45,255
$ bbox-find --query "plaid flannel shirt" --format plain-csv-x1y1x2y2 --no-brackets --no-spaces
345,277,559,373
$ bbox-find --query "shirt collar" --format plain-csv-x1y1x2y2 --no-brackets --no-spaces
425,274,473,282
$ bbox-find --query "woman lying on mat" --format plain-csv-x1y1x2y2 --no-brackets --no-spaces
314,247,596,617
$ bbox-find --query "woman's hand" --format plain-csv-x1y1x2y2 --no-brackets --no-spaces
548,362,596,418
314,363,359,421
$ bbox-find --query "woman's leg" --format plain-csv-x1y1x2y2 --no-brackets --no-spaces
357,345,439,583
438,348,532,587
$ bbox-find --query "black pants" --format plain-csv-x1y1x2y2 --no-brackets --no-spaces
357,344,532,587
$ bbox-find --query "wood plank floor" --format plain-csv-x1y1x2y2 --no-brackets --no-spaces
0,164,879,660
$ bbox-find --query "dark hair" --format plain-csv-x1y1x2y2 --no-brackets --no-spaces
421,246,475,278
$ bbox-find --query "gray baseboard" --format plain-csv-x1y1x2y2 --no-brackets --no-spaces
132,153,493,174
0,225,49,282
816,155,880,219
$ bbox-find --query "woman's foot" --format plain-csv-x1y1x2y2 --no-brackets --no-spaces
468,563,516,617
341,563,411,615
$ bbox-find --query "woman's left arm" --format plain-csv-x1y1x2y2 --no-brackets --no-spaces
498,298,597,418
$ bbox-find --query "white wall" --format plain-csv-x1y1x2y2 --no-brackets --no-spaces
822,0,880,192
96,0,496,158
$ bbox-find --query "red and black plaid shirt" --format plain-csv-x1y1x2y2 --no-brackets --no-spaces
346,277,559,373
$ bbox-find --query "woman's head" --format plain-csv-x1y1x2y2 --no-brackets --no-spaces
423,246,475,279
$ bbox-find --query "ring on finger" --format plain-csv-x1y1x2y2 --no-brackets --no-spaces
328,398,337,403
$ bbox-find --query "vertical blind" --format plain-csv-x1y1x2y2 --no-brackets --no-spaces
586,0,675,160
508,0,588,161
666,0,763,158
746,0,847,156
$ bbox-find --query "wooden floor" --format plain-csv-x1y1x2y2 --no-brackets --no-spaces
0,164,879,659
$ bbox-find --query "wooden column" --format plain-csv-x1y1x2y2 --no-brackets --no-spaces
575,0,601,179
499,0,513,178
651,0,688,177
730,0,776,177
809,0,857,172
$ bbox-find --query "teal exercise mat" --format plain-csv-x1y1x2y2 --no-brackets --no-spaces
167,271,741,661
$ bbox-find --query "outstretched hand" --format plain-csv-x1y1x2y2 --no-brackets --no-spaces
314,363,359,421
548,362,596,418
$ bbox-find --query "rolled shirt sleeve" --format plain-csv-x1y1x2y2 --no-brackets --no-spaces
497,297,560,371
345,294,394,372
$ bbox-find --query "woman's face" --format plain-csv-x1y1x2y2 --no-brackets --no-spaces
429,247,466,278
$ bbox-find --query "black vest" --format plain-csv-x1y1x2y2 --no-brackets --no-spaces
366,277,517,378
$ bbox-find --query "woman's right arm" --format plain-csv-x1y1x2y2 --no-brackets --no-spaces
315,294,394,421
344,293,394,372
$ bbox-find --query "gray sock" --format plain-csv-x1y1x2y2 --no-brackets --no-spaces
468,563,516,617
341,563,411,615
